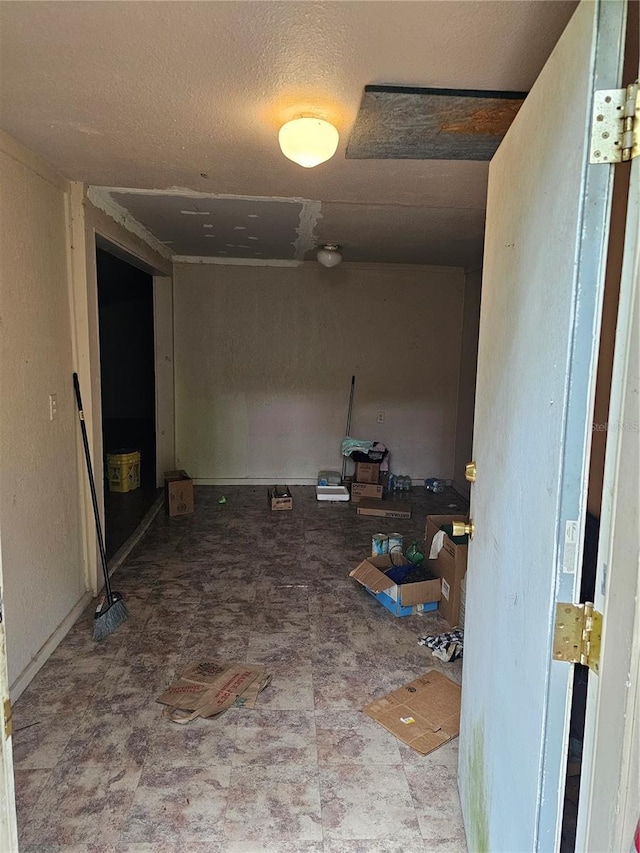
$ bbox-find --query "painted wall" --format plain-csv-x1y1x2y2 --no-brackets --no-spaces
453,269,482,495
173,262,465,483
0,132,85,687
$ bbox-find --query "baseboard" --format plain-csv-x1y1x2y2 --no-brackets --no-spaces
9,590,93,702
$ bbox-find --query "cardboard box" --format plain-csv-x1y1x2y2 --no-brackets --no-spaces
351,482,383,503
424,514,468,627
355,461,380,484
364,670,461,755
268,485,293,511
164,470,194,517
357,499,411,519
350,554,440,617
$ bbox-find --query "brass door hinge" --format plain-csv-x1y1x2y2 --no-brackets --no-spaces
590,81,639,164
553,602,602,674
3,698,12,739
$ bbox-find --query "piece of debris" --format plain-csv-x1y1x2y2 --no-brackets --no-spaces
157,660,270,723
218,495,227,505
418,629,464,662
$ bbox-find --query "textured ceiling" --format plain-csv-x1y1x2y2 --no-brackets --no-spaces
0,1,578,267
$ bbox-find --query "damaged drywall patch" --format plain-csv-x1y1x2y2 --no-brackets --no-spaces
97,186,311,261
294,199,322,261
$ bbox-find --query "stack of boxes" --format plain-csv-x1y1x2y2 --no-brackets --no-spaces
350,461,383,503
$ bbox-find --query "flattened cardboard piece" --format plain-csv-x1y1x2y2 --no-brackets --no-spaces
364,670,461,755
157,660,266,722
357,499,411,519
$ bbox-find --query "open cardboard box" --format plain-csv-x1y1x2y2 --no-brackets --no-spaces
268,485,293,510
350,553,440,617
364,670,461,755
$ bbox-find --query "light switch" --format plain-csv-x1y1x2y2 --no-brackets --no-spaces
49,394,58,421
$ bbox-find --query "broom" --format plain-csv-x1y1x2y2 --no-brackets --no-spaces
73,373,129,640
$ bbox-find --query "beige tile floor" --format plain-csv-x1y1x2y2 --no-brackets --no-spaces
13,485,469,853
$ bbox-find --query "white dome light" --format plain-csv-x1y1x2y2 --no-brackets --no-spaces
278,117,339,168
317,244,343,268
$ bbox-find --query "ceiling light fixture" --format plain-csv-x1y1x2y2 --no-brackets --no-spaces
278,117,339,168
317,244,343,268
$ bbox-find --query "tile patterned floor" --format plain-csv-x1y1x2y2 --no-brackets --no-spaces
14,485,469,853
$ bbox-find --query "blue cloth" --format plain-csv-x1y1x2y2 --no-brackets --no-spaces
386,564,414,584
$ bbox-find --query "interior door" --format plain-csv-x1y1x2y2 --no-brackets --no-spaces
458,2,627,851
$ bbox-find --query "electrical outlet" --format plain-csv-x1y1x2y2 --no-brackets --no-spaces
49,394,58,421
376,411,385,424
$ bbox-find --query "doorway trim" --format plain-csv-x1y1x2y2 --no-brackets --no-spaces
67,184,173,595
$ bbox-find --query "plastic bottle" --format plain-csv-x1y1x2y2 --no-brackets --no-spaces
425,478,444,494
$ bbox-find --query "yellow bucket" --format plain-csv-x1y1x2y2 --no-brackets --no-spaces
106,450,141,493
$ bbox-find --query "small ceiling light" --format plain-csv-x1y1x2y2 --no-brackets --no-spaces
278,117,339,168
317,244,343,268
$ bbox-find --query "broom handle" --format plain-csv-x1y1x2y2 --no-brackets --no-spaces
73,373,114,605
341,375,356,481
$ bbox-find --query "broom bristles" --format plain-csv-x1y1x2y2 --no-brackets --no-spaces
93,595,129,641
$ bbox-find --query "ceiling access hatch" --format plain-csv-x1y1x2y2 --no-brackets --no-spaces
346,85,527,161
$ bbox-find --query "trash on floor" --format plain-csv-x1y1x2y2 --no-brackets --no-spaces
349,552,440,616
268,485,293,510
164,470,195,517
424,477,445,494
157,660,270,723
418,629,464,661
218,495,227,505
364,670,461,756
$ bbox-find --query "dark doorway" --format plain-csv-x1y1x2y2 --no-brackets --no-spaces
97,247,160,559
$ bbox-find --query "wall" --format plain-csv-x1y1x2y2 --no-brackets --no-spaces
0,131,86,689
452,269,482,495
174,261,465,483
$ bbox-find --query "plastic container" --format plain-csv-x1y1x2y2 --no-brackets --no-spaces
425,478,445,494
106,449,141,493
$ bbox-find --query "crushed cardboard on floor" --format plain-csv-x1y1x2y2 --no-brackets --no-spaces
157,660,270,723
364,669,461,755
